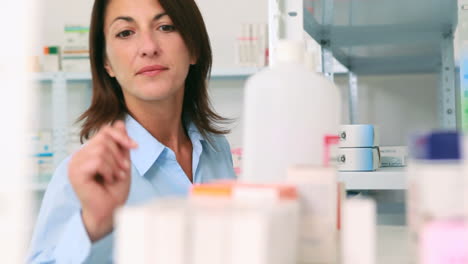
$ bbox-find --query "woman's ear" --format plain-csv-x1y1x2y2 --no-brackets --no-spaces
104,58,116,77
190,54,197,66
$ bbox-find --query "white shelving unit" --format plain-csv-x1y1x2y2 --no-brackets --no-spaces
338,167,406,190
32,72,92,81
299,0,458,128
33,72,93,167
268,0,458,190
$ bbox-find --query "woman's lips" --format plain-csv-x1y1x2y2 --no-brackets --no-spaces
139,69,166,77
136,65,169,76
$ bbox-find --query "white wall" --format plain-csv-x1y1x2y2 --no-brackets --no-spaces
335,73,439,146
195,0,268,69
36,0,94,49
208,79,247,148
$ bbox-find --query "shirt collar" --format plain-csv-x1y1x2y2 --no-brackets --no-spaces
125,115,207,176
186,120,218,153
186,121,204,145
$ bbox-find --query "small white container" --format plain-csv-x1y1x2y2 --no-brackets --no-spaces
339,124,379,148
149,200,188,264
342,199,376,264
115,199,188,264
286,165,338,264
115,204,152,264
230,201,299,264
190,199,233,264
337,147,380,171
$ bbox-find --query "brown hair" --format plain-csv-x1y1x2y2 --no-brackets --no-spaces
79,0,230,143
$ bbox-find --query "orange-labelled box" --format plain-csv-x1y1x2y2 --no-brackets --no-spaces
190,181,297,201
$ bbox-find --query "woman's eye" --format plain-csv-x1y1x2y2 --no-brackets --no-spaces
116,30,134,38
159,25,176,32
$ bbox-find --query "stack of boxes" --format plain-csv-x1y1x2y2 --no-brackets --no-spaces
61,25,90,72
337,125,380,172
286,166,339,263
30,130,54,183
40,25,90,73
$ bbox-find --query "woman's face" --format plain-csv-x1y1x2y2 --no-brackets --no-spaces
103,0,195,105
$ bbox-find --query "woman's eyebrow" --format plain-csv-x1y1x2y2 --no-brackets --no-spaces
153,12,168,21
111,16,134,25
110,12,168,26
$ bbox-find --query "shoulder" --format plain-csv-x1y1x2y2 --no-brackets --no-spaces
204,133,232,154
44,155,75,196
186,122,233,165
51,156,71,181
56,155,72,173
51,145,87,184
200,133,236,180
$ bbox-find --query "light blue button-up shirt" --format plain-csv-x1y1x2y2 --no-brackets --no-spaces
27,115,236,263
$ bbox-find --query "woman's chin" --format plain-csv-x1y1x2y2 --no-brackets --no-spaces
135,90,179,103
123,81,183,103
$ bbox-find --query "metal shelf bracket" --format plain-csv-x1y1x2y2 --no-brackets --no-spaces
440,32,457,129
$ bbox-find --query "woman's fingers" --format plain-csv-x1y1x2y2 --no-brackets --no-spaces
70,121,135,186
101,121,138,150
91,156,115,184
89,154,128,185
100,135,130,171
119,145,131,181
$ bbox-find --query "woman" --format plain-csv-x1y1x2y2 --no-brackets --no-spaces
28,0,235,262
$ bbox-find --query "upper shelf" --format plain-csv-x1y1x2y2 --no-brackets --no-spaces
32,72,91,81
303,0,458,75
210,67,263,78
32,68,262,82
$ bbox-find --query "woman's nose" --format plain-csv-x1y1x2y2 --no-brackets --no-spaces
139,31,160,57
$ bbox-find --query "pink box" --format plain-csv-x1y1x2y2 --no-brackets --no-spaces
420,221,468,264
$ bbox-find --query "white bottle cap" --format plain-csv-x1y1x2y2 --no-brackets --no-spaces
276,40,305,64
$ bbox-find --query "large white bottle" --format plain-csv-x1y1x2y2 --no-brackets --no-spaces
241,40,341,183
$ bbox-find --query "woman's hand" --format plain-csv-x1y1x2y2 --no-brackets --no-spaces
68,121,138,242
